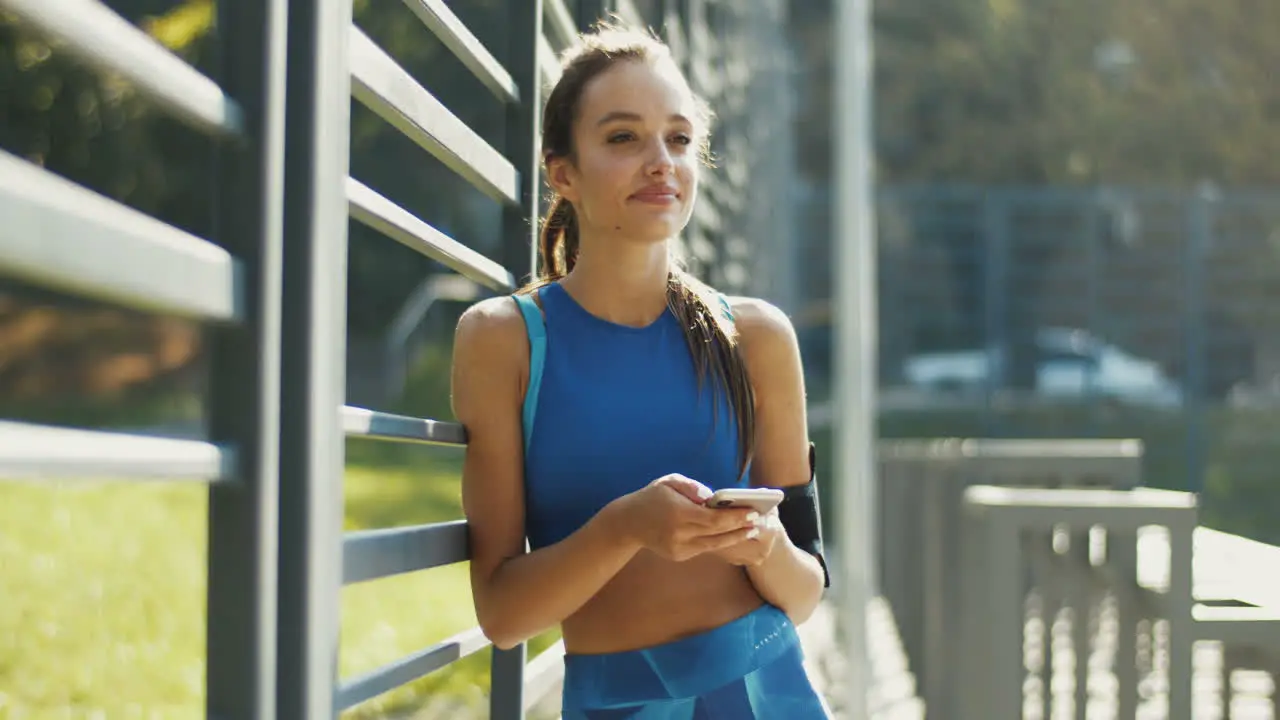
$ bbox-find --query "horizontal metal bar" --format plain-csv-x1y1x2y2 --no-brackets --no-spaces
876,437,1143,460
538,33,562,86
542,0,577,48
346,178,516,292
523,639,566,710
1,0,242,136
966,486,1197,531
0,420,234,482
953,438,1143,459
0,151,243,321
341,405,468,446
349,27,520,206
343,520,470,584
337,626,490,711
966,486,1195,510
398,0,518,103
1190,527,1280,609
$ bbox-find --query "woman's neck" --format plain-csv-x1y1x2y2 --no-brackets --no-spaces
559,239,671,327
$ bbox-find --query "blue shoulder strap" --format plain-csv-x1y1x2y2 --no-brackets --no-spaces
717,293,734,321
512,291,546,451
514,290,727,452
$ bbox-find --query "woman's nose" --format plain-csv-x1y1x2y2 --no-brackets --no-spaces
645,138,674,174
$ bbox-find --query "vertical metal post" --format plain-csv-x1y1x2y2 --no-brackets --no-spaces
1085,195,1103,433
205,0,289,715
1184,184,1213,494
277,0,353,716
984,516,1024,720
833,0,876,717
659,0,687,65
491,1,545,717
1112,531,1140,720
1166,514,1195,720
675,0,708,280
982,195,1008,436
673,0,693,76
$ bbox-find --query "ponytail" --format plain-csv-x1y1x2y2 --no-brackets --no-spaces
537,194,579,281
667,269,757,480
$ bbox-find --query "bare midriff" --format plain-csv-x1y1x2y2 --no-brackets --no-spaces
559,551,765,655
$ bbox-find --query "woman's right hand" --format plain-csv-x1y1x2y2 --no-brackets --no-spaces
609,474,762,562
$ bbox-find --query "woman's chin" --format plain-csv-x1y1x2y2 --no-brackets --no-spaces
618,213,688,244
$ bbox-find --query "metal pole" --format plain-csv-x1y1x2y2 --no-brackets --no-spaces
277,0,353,715
205,0,288,714
490,0,545,716
1184,183,1214,494
982,195,1008,436
833,0,876,717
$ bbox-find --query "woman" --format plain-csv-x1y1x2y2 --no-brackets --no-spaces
451,23,831,719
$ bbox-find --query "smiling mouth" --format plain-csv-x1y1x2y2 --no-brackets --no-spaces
630,190,680,204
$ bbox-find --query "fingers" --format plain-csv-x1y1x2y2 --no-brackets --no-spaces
656,474,713,504
698,525,761,553
694,506,759,532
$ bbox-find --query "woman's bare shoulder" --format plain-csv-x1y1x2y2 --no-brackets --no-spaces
721,295,797,347
451,296,533,423
454,296,533,358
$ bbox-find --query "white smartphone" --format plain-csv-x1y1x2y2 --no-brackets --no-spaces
705,487,784,514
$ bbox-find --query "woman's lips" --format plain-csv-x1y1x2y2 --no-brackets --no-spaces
630,186,680,205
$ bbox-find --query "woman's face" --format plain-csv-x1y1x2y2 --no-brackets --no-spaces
551,58,702,245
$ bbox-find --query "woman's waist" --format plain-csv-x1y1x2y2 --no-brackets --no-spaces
560,597,801,708
559,554,767,655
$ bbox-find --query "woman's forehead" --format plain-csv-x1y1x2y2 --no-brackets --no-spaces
577,60,697,125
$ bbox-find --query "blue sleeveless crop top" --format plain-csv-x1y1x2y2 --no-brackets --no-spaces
515,282,746,550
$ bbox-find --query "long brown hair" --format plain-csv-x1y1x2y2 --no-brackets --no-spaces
519,24,756,478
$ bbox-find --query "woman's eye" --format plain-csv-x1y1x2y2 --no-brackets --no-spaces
669,134,693,146
607,132,635,143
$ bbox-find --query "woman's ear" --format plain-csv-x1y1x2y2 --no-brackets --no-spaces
546,155,579,203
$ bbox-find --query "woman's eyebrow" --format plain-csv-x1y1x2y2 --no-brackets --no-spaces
595,111,692,127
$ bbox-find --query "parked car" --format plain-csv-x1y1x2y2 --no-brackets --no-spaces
901,327,1183,408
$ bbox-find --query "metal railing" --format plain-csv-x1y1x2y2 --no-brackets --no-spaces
868,436,1280,720
939,482,1280,719
0,1,283,718
955,485,1199,720
1190,528,1280,717
280,0,566,716
876,437,1144,716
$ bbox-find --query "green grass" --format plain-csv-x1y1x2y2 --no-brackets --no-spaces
0,442,557,719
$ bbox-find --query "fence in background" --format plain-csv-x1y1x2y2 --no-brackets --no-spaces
956,485,1198,720
876,444,1280,720
874,186,1280,503
876,438,1143,716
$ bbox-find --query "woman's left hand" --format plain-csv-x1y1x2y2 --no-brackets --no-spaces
709,508,784,567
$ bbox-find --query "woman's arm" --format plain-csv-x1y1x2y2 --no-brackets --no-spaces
452,298,639,649
452,298,758,649
730,297,827,624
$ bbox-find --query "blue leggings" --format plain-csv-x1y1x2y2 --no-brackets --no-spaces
560,604,831,719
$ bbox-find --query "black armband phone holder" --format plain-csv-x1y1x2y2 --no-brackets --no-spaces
776,442,830,588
